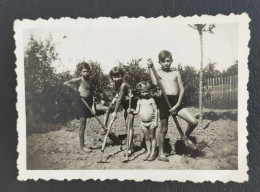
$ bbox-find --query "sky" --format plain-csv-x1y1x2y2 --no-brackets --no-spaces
23,19,238,74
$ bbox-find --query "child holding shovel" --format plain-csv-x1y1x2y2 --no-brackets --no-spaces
64,62,109,152
148,50,198,162
107,66,138,157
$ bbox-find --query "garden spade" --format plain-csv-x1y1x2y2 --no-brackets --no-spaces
148,61,197,151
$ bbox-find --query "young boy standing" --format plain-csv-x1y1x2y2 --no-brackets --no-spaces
64,62,96,152
148,50,198,162
129,81,158,161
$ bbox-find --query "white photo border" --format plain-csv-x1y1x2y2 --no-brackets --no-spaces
15,14,250,182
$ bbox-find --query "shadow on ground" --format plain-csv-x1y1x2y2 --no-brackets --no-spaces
202,111,237,129
203,111,237,121
174,136,206,158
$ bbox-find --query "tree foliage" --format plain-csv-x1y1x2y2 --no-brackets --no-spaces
25,35,114,134
25,35,60,132
181,65,200,106
121,59,151,95
222,60,238,76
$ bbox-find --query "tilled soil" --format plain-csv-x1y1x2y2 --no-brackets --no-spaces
27,108,238,170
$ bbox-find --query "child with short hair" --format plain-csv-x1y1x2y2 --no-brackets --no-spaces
107,66,138,156
148,50,198,162
64,62,96,152
128,81,158,161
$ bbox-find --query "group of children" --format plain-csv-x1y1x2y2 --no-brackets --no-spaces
64,50,198,162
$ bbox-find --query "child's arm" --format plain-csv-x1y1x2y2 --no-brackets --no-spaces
151,99,158,128
147,59,158,86
112,83,127,119
130,100,141,115
92,96,96,114
169,71,184,114
64,77,81,92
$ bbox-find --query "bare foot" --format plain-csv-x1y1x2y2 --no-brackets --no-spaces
157,155,169,162
81,147,92,152
101,129,107,135
148,153,157,161
143,152,150,161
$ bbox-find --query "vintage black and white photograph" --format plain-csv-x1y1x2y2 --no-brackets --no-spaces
15,15,249,182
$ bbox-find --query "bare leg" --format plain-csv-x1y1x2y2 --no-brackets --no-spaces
103,112,109,127
158,118,168,157
177,108,198,136
126,113,135,154
79,117,92,152
96,105,121,144
96,104,109,127
141,125,151,160
79,117,86,147
149,126,157,158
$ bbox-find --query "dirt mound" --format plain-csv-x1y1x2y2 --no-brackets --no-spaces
27,108,238,170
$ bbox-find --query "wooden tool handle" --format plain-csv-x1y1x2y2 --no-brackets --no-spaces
150,66,172,108
81,97,107,130
101,117,115,151
125,89,132,160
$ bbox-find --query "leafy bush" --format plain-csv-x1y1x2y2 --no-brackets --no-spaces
121,59,151,94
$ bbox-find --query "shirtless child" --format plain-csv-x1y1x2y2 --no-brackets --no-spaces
64,62,115,151
108,67,138,156
148,50,198,162
64,62,95,152
128,81,158,161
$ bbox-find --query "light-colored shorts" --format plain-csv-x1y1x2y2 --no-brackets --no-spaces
141,121,156,129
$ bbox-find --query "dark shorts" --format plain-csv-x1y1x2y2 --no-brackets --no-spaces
122,97,138,120
78,96,93,118
159,95,182,119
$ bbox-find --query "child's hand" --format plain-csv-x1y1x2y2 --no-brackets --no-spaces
92,103,96,115
169,104,180,115
127,108,134,114
147,59,154,68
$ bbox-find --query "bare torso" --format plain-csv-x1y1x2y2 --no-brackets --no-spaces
157,69,179,95
139,99,155,123
78,77,93,97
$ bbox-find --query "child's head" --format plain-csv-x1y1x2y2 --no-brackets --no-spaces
136,81,151,97
158,50,173,71
77,62,91,77
109,67,125,82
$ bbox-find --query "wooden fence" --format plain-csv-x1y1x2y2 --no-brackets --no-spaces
204,75,238,102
